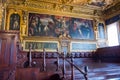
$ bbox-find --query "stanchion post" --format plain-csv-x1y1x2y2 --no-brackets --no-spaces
56,48,59,71
29,44,32,67
84,66,88,80
71,57,75,80
62,51,66,79
43,48,46,71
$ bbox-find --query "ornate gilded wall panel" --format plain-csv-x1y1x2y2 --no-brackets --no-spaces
7,0,100,19
6,9,23,31
4,0,108,51
0,3,5,30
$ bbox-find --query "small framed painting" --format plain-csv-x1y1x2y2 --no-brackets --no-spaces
9,13,20,30
98,23,105,39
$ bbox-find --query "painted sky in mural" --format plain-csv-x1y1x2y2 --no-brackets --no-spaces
28,13,94,40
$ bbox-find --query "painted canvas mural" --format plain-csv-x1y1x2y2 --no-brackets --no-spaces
28,13,94,40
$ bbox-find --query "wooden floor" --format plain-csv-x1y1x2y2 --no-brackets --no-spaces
69,61,120,80
16,58,120,80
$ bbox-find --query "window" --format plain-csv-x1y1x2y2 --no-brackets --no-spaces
107,22,119,46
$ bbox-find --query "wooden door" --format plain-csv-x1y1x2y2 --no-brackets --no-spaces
0,31,19,66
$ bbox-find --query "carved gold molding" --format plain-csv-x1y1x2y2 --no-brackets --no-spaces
103,2,120,20
0,3,3,30
3,0,120,20
7,0,101,19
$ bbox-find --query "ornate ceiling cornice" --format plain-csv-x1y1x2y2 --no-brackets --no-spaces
103,1,120,19
6,0,102,19
4,0,120,20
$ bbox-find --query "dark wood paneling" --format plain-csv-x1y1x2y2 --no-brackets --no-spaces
0,30,19,80
0,39,2,54
17,51,93,68
0,39,6,64
16,68,40,80
93,46,120,62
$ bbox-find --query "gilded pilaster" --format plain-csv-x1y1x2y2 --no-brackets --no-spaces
21,11,28,36
0,3,3,30
0,3,5,30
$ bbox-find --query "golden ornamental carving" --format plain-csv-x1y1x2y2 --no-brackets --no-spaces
26,1,54,10
6,0,101,18
60,0,73,4
0,4,3,29
54,4,63,11
103,2,120,19
20,10,28,37
21,24,27,36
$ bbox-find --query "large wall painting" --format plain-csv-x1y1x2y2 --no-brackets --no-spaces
9,13,20,30
28,13,94,40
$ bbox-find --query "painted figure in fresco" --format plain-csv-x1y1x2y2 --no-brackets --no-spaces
69,19,85,39
80,22,91,39
70,21,81,38
29,18,38,36
53,16,64,37
40,15,55,36
10,14,20,30
98,23,105,39
29,16,44,36
69,19,93,39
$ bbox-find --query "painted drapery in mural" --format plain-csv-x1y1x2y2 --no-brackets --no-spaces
28,13,94,40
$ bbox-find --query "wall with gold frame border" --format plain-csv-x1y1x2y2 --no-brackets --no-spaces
3,0,111,52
